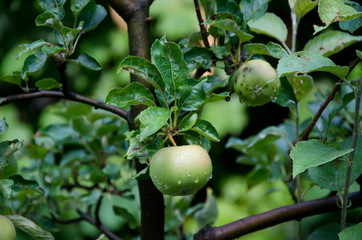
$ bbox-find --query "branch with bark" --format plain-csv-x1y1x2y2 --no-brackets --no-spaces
0,90,129,121
107,1,165,240
301,57,361,140
195,191,362,240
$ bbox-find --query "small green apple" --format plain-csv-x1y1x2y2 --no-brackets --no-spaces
234,59,280,106
0,215,16,240
149,145,212,196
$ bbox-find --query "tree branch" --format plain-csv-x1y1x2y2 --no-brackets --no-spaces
301,58,361,140
194,191,362,240
193,0,209,48
108,1,165,240
0,90,129,121
77,208,123,240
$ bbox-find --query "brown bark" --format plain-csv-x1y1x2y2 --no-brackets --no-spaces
107,1,165,239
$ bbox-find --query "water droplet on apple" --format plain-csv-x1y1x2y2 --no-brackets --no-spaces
186,170,191,177
194,178,199,184
178,179,182,184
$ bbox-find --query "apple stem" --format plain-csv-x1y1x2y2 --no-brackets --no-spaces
167,129,177,147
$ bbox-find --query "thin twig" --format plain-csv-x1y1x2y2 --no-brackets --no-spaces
301,58,361,140
340,67,362,230
193,0,209,48
95,195,103,225
0,90,129,121
56,61,68,95
51,213,83,224
77,208,123,240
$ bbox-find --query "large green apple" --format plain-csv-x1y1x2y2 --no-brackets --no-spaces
149,145,212,196
0,215,16,240
234,59,280,106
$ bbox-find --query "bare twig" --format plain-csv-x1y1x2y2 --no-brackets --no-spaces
0,90,129,121
56,61,68,95
193,0,210,48
301,58,361,140
341,67,362,230
51,214,83,224
194,192,362,240
77,208,123,240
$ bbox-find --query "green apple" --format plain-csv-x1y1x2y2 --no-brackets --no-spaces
149,145,212,196
234,59,280,106
0,215,16,240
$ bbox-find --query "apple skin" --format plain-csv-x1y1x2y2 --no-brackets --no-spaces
149,145,212,196
0,215,16,240
234,59,280,106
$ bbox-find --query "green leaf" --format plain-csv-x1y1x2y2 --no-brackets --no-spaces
118,56,165,91
22,52,48,79
38,0,66,18
10,175,42,193
339,223,362,240
106,82,155,108
139,107,171,141
276,77,298,107
184,47,213,71
71,0,89,17
183,131,212,152
216,0,242,19
151,38,189,95
240,0,269,22
35,12,63,30
0,179,13,199
200,0,217,18
339,2,362,34
7,215,55,240
358,50,362,60
244,42,289,59
247,12,288,43
289,0,318,20
204,92,229,103
96,234,110,240
71,52,101,70
125,133,163,160
0,74,22,87
308,223,340,240
277,51,349,78
203,75,227,94
17,40,47,59
179,112,198,132
78,1,107,32
113,195,140,229
102,162,120,179
41,45,63,54
181,79,207,111
204,12,254,43
191,119,220,142
304,31,362,57
59,149,89,168
60,27,82,46
210,44,228,59
35,78,61,90
314,0,362,34
290,139,354,178
194,188,218,228
133,165,150,180
286,74,313,101
0,118,8,135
